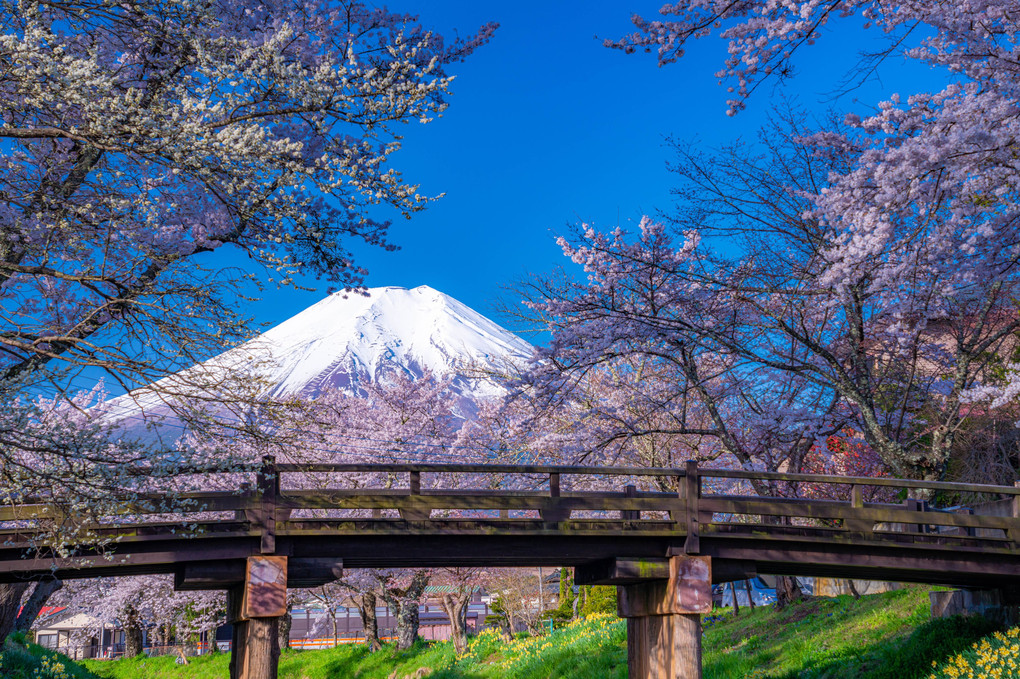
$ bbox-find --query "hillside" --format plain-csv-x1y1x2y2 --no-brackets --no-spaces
73,587,1005,679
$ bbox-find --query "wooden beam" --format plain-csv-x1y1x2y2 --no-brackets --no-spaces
226,556,287,679
575,558,671,585
175,557,342,591
618,555,711,679
577,556,755,586
627,614,702,679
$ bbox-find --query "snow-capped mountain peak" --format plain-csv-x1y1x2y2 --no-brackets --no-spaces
105,285,533,443
233,284,532,399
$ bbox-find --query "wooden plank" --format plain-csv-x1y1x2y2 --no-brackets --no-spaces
0,542,258,574
1011,482,1020,543
617,556,711,616
239,617,279,679
622,485,640,520
625,614,703,678
0,492,249,522
278,492,681,513
242,556,288,619
672,555,712,614
275,462,691,476
684,461,700,554
540,472,570,523
575,558,670,585
701,497,1017,531
700,468,1020,495
269,462,1020,496
174,557,342,591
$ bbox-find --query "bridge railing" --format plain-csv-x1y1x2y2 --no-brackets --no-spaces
2,459,1019,554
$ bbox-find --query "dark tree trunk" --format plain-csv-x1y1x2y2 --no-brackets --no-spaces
775,576,803,609
123,604,144,657
15,579,62,633
438,592,470,655
847,579,862,600
729,581,739,616
358,592,381,652
277,604,292,650
744,579,756,612
0,583,31,641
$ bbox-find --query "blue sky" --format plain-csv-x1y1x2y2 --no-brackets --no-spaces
238,1,945,339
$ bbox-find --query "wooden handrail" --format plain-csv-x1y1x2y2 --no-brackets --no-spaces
273,462,689,476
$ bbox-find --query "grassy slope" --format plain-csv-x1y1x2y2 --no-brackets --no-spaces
0,634,103,679
703,587,997,679
73,587,998,679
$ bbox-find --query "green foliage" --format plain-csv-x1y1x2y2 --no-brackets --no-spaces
478,613,626,679
578,586,617,618
546,568,577,623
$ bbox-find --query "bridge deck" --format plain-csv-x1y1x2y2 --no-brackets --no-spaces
1,460,1018,588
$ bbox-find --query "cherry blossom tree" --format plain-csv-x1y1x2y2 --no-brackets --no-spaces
0,0,494,639
606,3,1020,479
1,0,495,392
306,580,370,649
51,575,223,657
431,567,486,655
519,217,842,483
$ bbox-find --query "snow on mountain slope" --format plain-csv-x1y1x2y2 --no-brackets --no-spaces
104,285,533,444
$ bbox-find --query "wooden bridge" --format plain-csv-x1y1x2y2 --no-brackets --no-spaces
2,459,1020,678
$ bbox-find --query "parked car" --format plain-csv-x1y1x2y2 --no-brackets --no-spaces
719,576,816,607
719,577,777,607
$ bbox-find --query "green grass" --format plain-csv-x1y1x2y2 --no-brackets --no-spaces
67,587,1002,678
703,587,998,679
0,632,103,679
81,616,626,679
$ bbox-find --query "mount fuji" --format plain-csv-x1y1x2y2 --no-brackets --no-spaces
104,285,533,444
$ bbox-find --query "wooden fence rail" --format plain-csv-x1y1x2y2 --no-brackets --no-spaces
1,458,1019,584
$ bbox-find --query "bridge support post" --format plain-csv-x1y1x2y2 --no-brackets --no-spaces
227,556,288,679
617,555,711,679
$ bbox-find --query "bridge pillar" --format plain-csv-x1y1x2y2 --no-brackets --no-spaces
226,556,288,679
617,556,711,679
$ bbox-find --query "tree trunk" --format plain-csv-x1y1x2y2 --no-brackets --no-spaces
395,597,420,650
123,604,144,657
0,583,31,641
277,604,292,650
537,567,545,613
15,580,62,633
358,592,381,652
847,579,862,600
775,576,803,609
744,579,755,612
386,570,429,651
438,592,470,655
729,582,739,616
